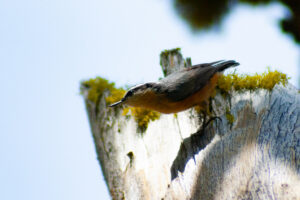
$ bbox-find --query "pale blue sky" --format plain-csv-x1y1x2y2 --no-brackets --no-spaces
0,0,299,200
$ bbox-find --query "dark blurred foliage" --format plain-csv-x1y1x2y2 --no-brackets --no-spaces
279,0,300,44
239,0,273,5
174,0,231,30
174,0,300,44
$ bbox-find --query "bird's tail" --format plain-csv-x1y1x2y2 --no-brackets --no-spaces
213,60,240,72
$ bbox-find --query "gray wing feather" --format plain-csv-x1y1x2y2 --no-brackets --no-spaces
157,60,239,102
158,67,216,101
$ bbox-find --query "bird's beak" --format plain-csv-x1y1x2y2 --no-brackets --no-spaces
109,100,123,107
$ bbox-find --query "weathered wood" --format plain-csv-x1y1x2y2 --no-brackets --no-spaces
81,51,300,200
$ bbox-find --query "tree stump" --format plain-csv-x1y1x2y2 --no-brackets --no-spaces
81,49,300,200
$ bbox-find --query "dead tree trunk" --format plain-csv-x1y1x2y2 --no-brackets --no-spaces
81,50,300,200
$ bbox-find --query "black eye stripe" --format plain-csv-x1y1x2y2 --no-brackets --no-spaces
125,83,154,97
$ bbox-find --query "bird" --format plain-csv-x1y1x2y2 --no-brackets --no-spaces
109,60,239,114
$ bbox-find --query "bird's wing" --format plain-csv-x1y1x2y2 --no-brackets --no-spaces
157,60,239,102
158,65,217,102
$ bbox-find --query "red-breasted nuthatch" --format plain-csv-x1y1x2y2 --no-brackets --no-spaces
109,60,239,113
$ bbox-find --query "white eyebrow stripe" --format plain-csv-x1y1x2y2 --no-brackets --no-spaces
130,84,145,90
211,60,225,66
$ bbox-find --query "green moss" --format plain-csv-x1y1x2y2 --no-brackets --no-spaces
217,68,289,96
185,57,192,67
160,47,182,57
81,77,160,133
225,107,235,125
160,48,183,77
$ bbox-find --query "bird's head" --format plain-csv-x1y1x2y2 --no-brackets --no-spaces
109,83,157,107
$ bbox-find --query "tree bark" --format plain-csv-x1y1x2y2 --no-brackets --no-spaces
81,51,300,200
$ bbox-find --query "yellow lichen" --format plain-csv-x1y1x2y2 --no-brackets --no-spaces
217,73,234,96
122,107,130,116
259,69,288,90
81,77,117,103
218,69,288,126
217,69,289,95
130,107,161,133
105,89,126,105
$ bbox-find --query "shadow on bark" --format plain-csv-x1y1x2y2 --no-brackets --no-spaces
188,104,257,199
170,123,216,180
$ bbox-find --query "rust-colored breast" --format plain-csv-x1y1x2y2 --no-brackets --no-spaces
136,73,221,114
